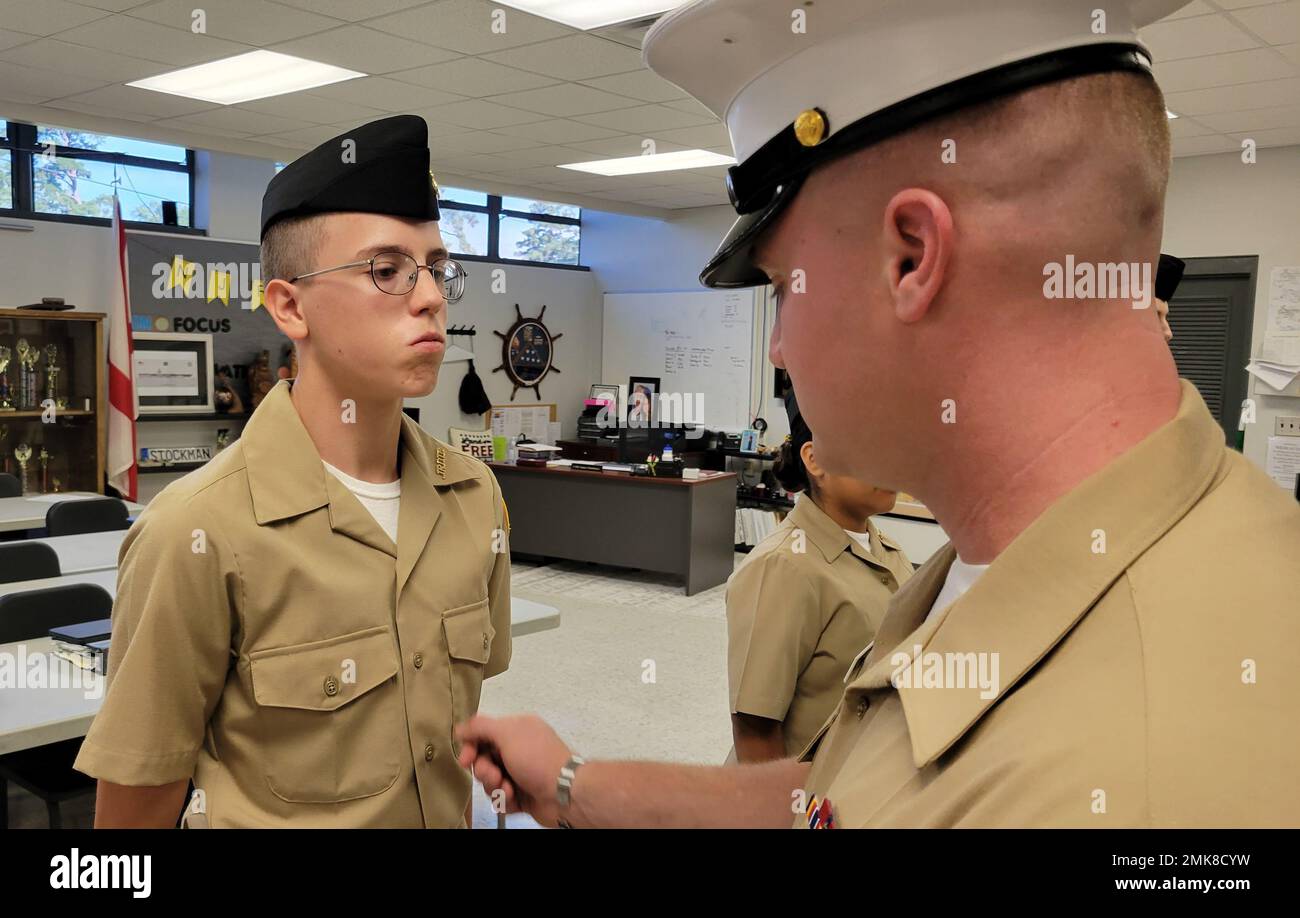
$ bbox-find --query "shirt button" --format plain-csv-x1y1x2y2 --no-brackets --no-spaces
424,743,436,762
482,633,489,651
323,675,339,697
856,697,870,719
879,573,891,584
412,652,424,669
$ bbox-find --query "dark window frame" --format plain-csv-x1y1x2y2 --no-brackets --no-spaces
441,190,585,270
0,119,199,233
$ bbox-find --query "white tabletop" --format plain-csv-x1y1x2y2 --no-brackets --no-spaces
28,530,128,574
0,567,119,602
0,493,145,533
0,596,559,754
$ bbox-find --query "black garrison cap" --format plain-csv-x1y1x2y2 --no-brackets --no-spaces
1155,254,1187,302
260,114,440,239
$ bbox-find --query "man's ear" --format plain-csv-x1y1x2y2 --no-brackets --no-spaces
263,278,308,344
881,188,953,324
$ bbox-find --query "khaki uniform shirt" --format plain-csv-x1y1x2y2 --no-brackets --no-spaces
728,495,913,757
798,382,1300,827
75,379,512,827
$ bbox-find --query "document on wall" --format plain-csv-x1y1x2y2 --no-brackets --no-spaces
1258,267,1300,372
1265,436,1300,491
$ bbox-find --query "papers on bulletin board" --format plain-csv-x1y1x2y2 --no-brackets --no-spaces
1250,267,1300,392
1265,436,1300,491
488,404,556,443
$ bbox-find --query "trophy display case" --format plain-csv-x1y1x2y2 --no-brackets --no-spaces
0,309,105,495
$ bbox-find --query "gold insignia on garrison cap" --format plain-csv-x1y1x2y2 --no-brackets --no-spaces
793,108,828,147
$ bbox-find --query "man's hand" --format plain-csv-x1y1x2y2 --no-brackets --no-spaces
456,714,572,827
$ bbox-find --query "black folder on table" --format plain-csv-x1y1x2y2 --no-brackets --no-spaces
49,619,112,645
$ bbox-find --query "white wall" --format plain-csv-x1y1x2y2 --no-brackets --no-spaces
1161,145,1300,470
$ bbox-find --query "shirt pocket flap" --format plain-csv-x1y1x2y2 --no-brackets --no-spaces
444,598,492,664
250,626,398,712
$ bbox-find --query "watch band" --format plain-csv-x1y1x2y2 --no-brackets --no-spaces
556,754,586,827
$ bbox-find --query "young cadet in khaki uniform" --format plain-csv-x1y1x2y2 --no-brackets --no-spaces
728,388,911,761
454,0,1300,829
75,116,511,828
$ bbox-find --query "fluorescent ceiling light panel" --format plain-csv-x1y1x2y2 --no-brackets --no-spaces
559,149,736,176
497,1,685,30
127,51,365,105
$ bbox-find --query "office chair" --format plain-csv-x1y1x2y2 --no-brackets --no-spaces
0,474,21,498
44,497,130,537
0,542,61,583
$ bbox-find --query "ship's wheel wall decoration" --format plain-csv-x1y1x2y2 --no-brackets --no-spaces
494,303,563,400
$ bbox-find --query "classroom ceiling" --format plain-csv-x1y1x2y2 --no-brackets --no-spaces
0,0,1296,217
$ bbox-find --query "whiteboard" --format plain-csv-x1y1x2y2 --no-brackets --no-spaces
602,289,757,432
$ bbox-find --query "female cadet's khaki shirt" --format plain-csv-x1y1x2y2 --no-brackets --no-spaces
726,494,914,757
73,380,512,828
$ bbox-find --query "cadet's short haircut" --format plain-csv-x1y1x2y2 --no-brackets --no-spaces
260,213,328,283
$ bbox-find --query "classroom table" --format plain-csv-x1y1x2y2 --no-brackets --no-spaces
28,531,128,574
0,600,559,755
0,493,145,534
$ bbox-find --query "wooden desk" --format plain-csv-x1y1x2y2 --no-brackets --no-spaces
489,462,737,595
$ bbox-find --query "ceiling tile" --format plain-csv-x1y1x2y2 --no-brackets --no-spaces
1166,77,1300,115
236,91,391,125
483,34,643,81
486,144,607,166
162,106,319,136
1164,1,1217,17
1278,42,1300,66
1227,125,1300,146
427,130,541,154
661,97,716,118
1194,102,1300,131
0,0,108,35
127,0,342,46
1170,134,1242,156
1213,0,1285,8
50,82,221,117
269,25,462,75
488,83,639,117
1230,2,1300,44
429,151,523,172
579,70,687,103
416,98,548,128
0,38,168,82
1155,46,1299,93
308,75,466,110
55,16,253,65
258,123,352,146
1140,13,1261,61
0,61,109,104
646,122,731,148
574,103,716,133
388,57,558,95
1168,114,1220,137
271,0,429,19
490,118,623,143
367,0,570,55
563,135,688,157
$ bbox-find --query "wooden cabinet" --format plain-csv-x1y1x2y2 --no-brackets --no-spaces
0,308,104,494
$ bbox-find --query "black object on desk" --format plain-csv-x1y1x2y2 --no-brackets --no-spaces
48,618,112,645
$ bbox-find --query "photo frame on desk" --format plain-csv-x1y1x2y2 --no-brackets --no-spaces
132,332,214,414
589,383,619,405
627,376,659,429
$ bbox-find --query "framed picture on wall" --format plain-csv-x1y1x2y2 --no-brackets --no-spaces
627,376,659,428
133,331,215,414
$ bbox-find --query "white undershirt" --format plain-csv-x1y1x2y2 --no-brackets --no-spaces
322,460,401,544
926,557,991,623
844,528,874,554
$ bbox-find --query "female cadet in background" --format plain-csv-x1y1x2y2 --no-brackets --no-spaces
725,388,914,763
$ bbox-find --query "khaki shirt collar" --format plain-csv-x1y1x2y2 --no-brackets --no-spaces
848,381,1226,768
790,494,895,572
241,380,478,594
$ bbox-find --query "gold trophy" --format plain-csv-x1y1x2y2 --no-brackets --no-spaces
16,339,38,410
14,442,31,494
39,446,49,493
0,425,7,473
44,344,64,410
0,346,12,411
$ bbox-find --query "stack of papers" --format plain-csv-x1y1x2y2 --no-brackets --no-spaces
1246,359,1300,392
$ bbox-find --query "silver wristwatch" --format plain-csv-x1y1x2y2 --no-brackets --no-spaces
555,754,586,827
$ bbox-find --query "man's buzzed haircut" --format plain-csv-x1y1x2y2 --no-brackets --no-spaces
260,213,328,283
